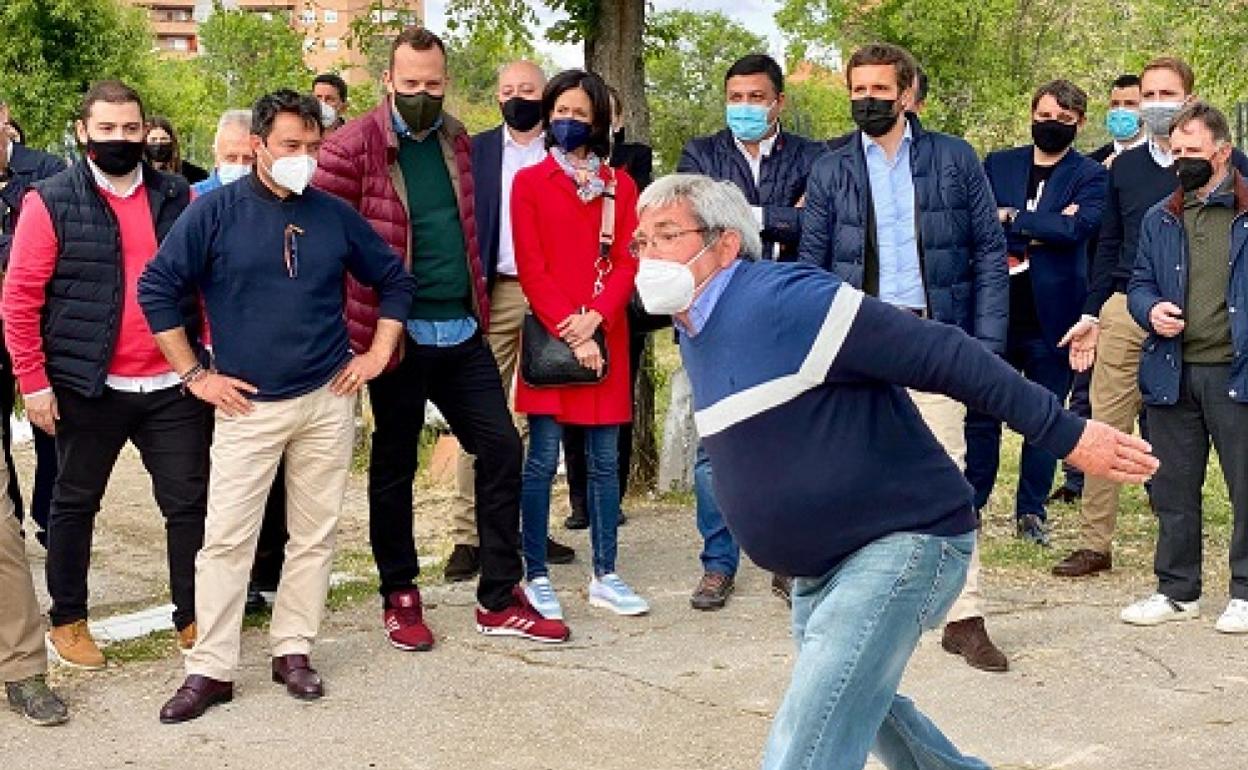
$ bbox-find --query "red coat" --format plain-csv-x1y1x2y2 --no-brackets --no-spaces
512,156,639,425
312,102,490,366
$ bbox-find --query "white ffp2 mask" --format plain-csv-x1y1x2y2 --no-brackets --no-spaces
634,240,716,315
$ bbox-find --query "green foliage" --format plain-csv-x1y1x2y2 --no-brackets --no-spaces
197,3,313,109
0,0,153,152
643,10,767,172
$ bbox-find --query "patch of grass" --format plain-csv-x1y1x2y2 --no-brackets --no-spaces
106,630,178,664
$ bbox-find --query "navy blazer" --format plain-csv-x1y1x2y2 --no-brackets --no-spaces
1,142,66,269
469,125,506,289
983,145,1108,349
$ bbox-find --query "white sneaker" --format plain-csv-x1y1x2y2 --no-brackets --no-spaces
1120,593,1200,626
589,573,649,616
523,577,563,620
1215,599,1248,634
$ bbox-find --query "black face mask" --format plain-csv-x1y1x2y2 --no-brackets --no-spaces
851,97,900,138
1175,157,1215,193
612,127,625,146
394,91,443,134
1031,120,1077,154
500,97,542,132
146,142,175,164
86,139,145,176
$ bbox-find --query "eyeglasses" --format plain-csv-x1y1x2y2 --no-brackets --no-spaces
628,228,709,258
284,224,303,279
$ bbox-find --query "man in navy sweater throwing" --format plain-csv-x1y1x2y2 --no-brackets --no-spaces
632,174,1157,770
138,91,416,723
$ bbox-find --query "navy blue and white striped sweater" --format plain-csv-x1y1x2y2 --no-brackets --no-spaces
679,259,1085,578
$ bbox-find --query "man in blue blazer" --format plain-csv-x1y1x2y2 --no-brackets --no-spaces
967,80,1108,549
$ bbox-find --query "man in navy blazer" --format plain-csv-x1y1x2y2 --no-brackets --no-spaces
966,80,1108,549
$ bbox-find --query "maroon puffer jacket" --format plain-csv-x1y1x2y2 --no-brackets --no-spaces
312,101,489,365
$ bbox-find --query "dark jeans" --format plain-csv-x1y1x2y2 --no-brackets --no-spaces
965,327,1073,520
250,459,288,592
1057,368,1092,494
525,416,620,579
368,334,522,611
0,358,57,536
695,442,739,576
1147,364,1248,602
48,386,210,630
564,330,647,511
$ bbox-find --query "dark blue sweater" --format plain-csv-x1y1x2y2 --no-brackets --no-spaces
139,174,415,400
680,260,1085,577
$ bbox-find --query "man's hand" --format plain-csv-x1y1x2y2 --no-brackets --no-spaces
573,338,605,378
1061,203,1080,216
559,310,603,349
329,351,387,396
1065,420,1158,485
1149,301,1185,338
24,391,58,435
1059,317,1100,372
188,372,258,417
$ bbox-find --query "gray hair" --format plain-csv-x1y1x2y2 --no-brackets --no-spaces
213,109,252,150
636,174,763,260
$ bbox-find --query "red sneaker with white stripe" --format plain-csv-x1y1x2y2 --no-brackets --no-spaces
476,588,570,643
384,588,434,651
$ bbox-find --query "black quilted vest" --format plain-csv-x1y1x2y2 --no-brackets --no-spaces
33,162,196,397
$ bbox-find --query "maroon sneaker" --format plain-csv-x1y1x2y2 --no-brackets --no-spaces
476,588,571,644
383,588,434,651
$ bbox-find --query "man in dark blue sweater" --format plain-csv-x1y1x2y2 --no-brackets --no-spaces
633,174,1157,770
138,91,416,724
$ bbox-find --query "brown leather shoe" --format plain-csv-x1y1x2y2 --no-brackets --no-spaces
176,622,197,653
271,654,323,700
941,617,1008,673
159,675,233,724
1052,549,1112,577
690,572,735,611
47,620,105,670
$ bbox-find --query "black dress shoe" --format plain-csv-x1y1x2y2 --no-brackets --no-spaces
159,675,233,723
271,654,324,700
1047,486,1081,504
444,544,480,582
564,510,589,530
547,537,576,565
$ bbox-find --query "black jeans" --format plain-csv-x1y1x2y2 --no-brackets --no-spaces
1057,368,1092,493
368,334,522,611
48,386,210,630
1147,364,1248,602
250,460,289,591
564,330,647,512
0,355,57,536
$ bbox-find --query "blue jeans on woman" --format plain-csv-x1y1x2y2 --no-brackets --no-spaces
523,415,620,580
761,531,988,770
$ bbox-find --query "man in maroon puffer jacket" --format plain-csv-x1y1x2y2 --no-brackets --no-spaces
313,26,570,648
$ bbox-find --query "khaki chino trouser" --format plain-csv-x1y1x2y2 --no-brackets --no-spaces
185,385,355,681
0,456,46,684
909,390,984,623
450,278,529,547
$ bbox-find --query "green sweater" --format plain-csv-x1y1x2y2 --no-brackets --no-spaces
398,134,471,320
1182,174,1235,364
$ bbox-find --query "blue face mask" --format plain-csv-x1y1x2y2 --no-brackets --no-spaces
726,102,774,142
1105,108,1141,141
550,118,593,153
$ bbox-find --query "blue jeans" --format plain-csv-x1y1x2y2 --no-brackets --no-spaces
761,531,986,770
695,443,740,576
522,416,620,579
965,328,1073,520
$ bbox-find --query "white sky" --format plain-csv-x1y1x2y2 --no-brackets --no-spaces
422,0,787,68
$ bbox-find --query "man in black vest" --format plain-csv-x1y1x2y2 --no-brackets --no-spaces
0,81,209,669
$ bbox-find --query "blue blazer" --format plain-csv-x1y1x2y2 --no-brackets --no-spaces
1,142,66,269
470,125,505,289
983,145,1108,349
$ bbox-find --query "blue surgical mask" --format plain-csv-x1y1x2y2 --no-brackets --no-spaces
1105,108,1141,141
216,163,250,186
726,102,775,142
550,118,593,153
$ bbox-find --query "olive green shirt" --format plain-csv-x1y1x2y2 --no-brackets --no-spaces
1182,173,1235,364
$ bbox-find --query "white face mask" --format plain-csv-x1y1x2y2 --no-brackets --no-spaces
635,239,716,315
216,162,250,186
262,145,317,194
319,101,338,129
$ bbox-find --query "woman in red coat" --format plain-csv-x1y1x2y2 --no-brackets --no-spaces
511,70,644,621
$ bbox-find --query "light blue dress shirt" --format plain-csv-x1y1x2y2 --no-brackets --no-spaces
677,260,741,337
861,124,926,310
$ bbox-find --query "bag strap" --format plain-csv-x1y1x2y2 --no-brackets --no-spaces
592,168,618,298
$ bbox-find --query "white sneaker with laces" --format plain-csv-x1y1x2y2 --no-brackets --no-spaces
1215,599,1248,634
1121,593,1199,626
523,577,563,620
589,573,649,616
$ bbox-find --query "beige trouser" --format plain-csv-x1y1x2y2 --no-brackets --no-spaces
0,460,46,683
186,385,355,681
909,390,984,623
450,278,528,546
1080,293,1147,553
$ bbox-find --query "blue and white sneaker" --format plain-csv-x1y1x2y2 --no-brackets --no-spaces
523,577,564,620
589,573,649,616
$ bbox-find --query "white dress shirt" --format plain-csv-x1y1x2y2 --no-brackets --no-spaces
496,128,547,278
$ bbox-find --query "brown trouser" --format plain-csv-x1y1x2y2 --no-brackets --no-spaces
1081,293,1147,553
0,459,46,683
451,278,528,546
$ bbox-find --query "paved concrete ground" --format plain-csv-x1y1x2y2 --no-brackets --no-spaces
4,445,1247,769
